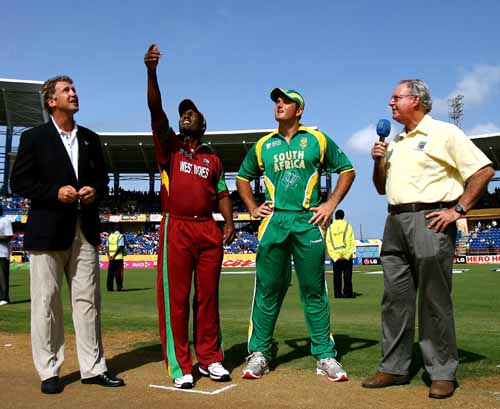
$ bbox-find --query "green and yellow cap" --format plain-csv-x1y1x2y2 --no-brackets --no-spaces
270,88,305,108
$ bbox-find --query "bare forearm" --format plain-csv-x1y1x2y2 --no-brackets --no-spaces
218,195,234,224
326,170,355,209
236,179,258,213
459,166,495,211
372,160,386,195
147,69,163,116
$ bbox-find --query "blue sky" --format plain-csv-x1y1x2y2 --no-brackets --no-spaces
2,0,500,237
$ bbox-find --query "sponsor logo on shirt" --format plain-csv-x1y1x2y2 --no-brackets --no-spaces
266,140,282,150
310,239,323,244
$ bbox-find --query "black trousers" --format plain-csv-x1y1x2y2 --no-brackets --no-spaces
107,259,124,291
332,258,353,298
0,257,10,302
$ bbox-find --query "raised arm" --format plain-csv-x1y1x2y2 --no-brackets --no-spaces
144,43,168,135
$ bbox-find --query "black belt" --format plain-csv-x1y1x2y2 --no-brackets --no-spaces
388,201,456,215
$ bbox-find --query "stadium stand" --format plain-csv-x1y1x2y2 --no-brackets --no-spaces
3,187,500,257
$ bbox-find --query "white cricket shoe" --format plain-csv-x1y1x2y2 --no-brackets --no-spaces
199,362,231,382
174,374,194,389
316,358,348,382
242,352,269,379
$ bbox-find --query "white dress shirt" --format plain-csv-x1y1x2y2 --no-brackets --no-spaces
51,116,79,179
0,216,13,258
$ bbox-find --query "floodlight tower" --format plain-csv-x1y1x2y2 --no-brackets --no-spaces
448,94,464,128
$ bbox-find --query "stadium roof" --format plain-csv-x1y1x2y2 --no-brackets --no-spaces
0,78,47,128
2,78,500,174
99,129,276,174
470,133,500,171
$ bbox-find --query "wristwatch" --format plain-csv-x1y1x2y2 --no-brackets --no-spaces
454,203,467,215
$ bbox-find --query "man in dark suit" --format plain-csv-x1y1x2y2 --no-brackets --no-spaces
10,75,125,394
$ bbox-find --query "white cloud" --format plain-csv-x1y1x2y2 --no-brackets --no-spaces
346,124,397,154
467,122,500,136
433,64,500,114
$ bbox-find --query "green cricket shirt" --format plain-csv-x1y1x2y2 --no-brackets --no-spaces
237,125,354,210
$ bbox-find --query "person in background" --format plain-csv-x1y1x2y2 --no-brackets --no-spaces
326,209,355,298
107,226,125,291
0,204,13,306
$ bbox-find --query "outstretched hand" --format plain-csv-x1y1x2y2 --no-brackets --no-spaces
144,43,162,70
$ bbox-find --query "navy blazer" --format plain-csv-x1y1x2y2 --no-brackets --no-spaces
10,120,109,250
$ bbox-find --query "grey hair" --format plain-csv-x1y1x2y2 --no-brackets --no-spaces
399,79,432,113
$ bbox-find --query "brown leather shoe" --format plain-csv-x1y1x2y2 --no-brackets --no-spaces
362,371,410,388
429,380,455,399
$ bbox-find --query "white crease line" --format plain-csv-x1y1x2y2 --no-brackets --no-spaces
209,384,238,395
149,383,237,395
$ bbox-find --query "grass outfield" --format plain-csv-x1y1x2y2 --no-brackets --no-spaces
2,263,499,380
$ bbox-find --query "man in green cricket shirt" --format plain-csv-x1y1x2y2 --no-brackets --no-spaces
236,88,355,382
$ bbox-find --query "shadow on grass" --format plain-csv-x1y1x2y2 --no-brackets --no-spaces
222,342,249,372
107,287,153,293
407,344,486,384
222,334,379,372
61,343,163,386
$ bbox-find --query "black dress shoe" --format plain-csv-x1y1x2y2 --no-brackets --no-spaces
81,372,125,387
41,376,63,394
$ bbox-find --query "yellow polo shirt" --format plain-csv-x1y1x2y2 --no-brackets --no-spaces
385,115,491,205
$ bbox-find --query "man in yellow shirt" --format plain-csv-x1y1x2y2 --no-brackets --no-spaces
363,79,494,399
326,209,355,298
107,227,125,292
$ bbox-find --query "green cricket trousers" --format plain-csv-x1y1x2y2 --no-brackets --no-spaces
247,209,337,361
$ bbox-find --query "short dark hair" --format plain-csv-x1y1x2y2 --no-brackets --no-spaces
335,209,344,219
42,75,73,113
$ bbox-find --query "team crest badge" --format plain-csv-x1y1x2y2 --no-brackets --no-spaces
416,141,427,151
299,137,308,148
203,158,210,165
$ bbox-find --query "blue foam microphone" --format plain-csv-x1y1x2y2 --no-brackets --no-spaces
376,119,391,142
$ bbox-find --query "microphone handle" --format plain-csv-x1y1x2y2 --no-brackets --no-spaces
378,135,386,142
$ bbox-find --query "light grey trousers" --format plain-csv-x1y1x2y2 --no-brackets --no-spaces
379,210,458,381
30,222,107,381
